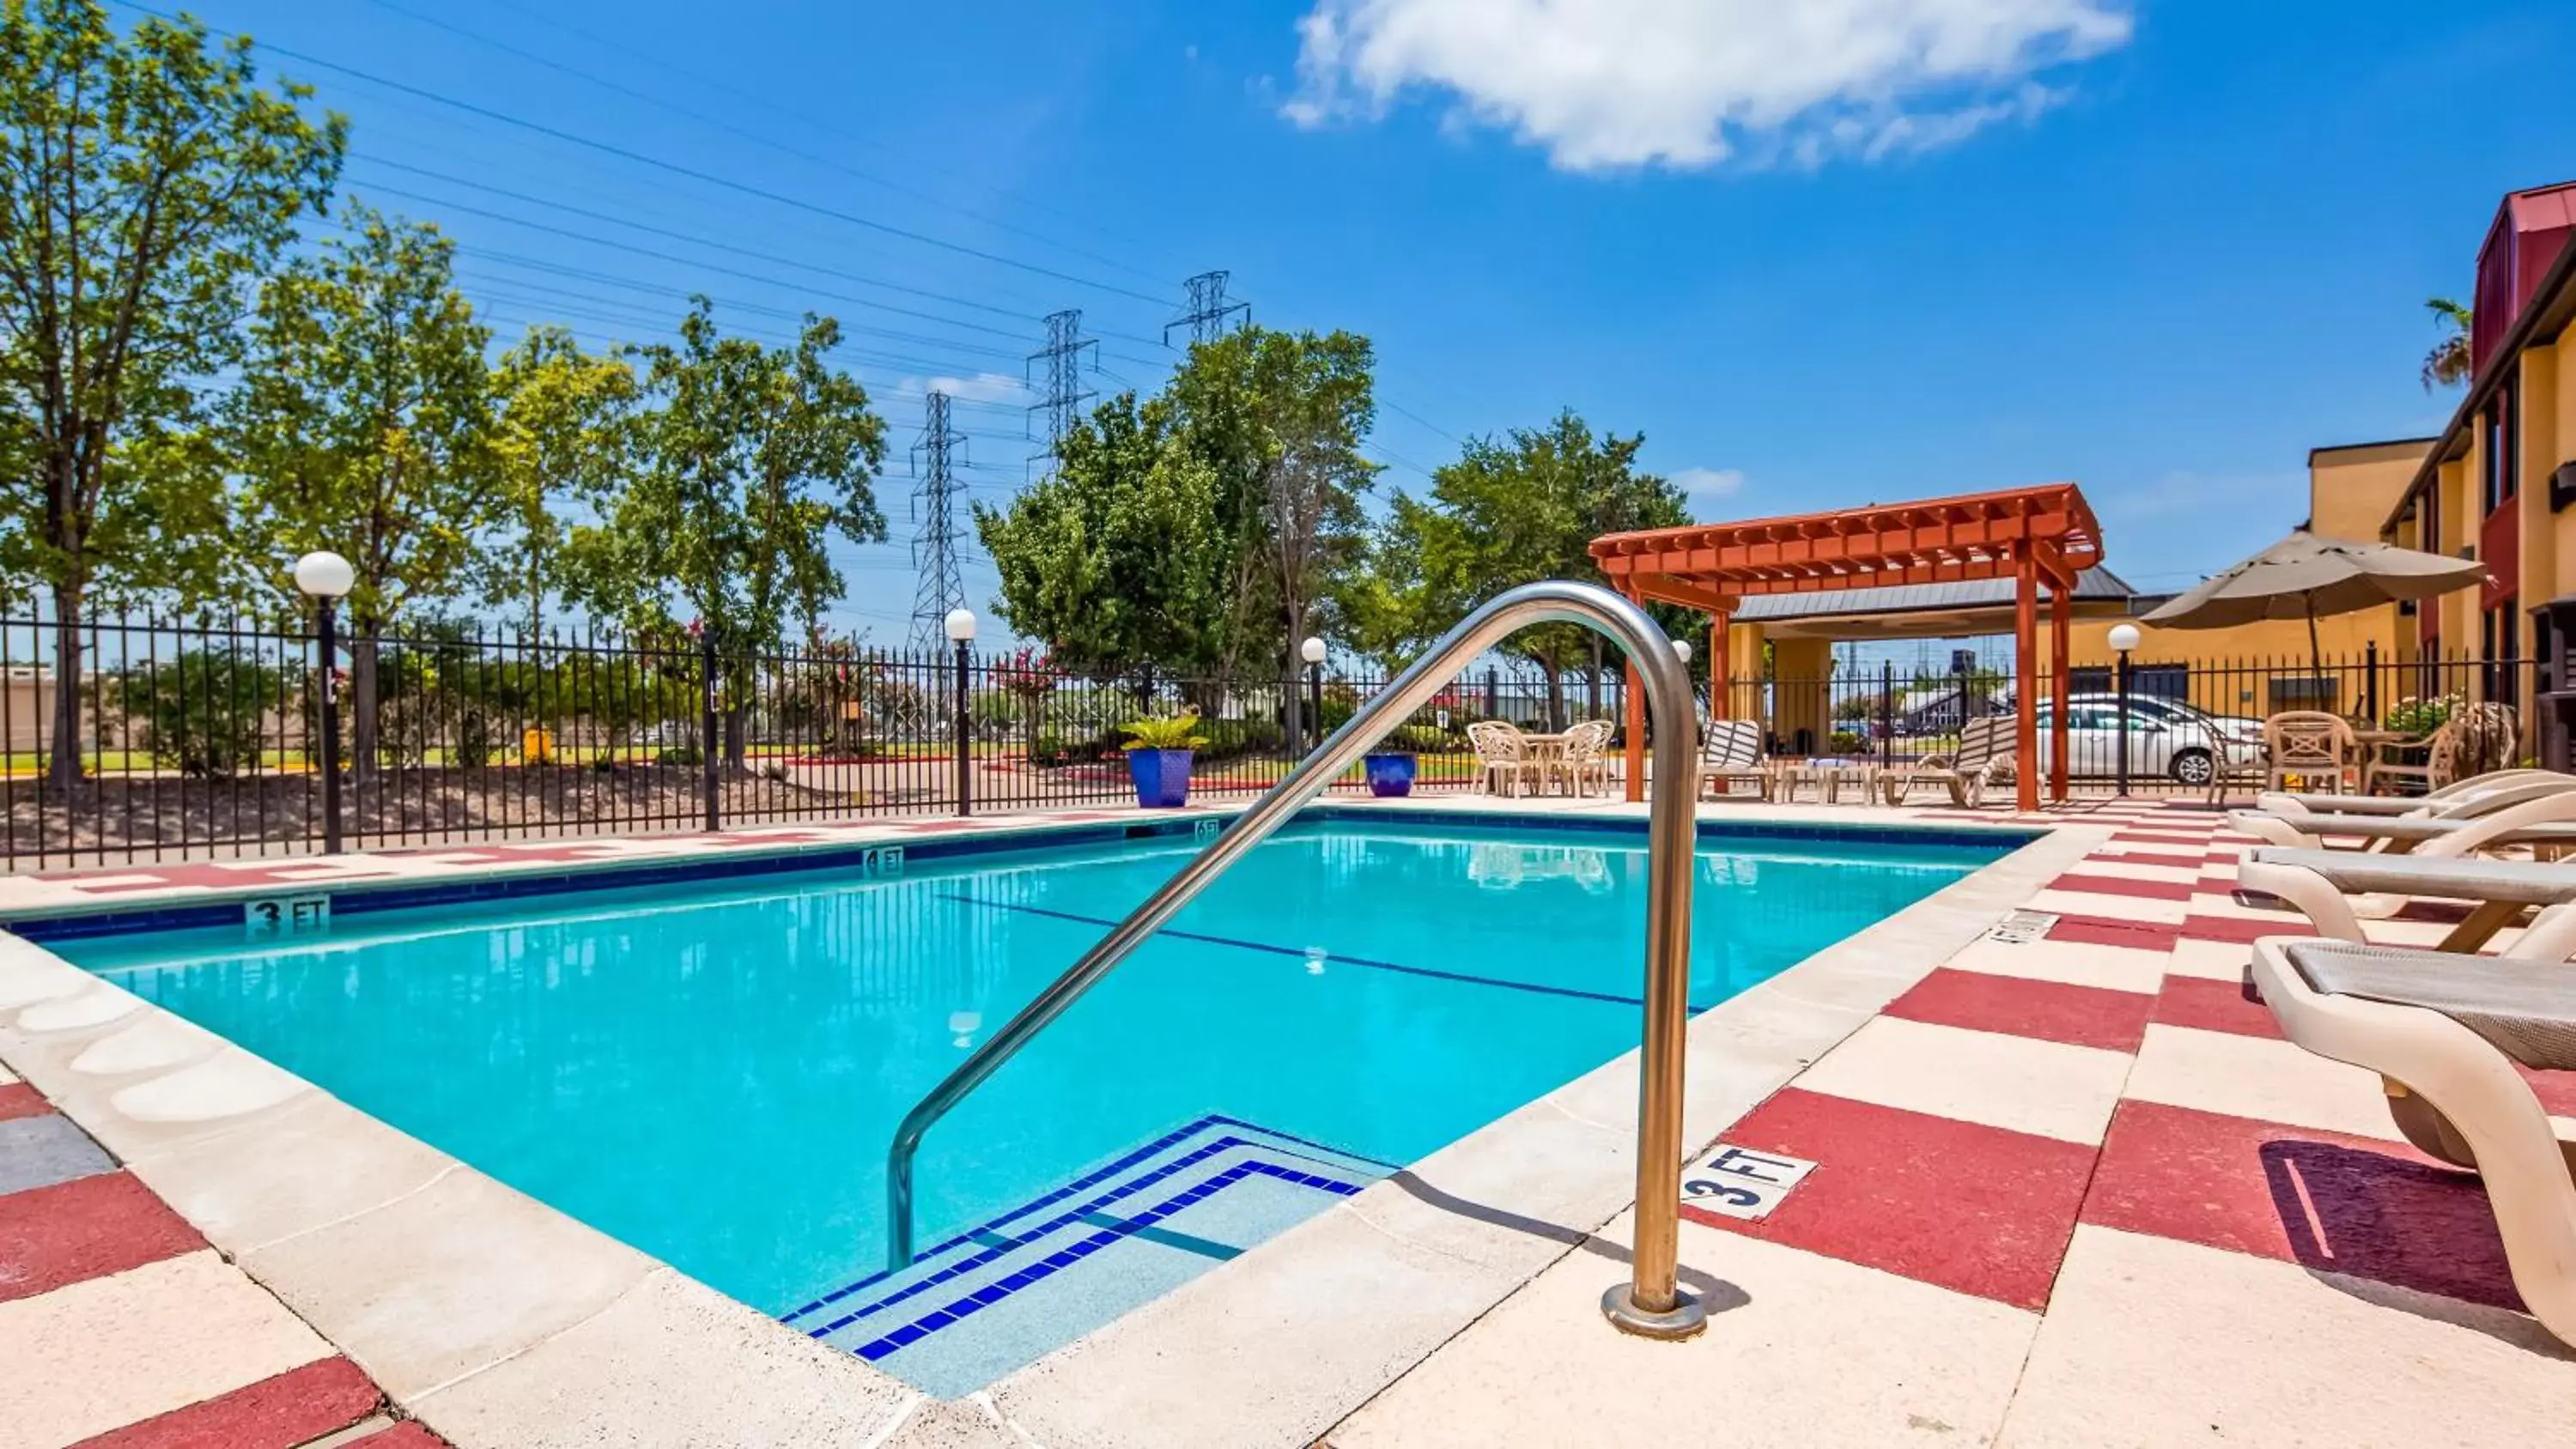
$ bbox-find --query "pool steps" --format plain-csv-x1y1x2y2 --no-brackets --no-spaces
781,1115,1392,1397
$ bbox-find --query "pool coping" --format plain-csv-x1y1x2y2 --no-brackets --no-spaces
0,799,2092,1447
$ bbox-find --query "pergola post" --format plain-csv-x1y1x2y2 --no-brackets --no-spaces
2049,574,2071,803
1707,614,1729,719
1624,653,1647,803
2015,552,2040,813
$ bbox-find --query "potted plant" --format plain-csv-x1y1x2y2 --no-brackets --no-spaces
1365,725,1420,797
1121,712,1209,809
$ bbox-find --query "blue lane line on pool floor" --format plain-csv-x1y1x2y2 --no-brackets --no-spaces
937,892,1680,1009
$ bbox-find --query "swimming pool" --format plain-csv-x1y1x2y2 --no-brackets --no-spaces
49,811,2014,1390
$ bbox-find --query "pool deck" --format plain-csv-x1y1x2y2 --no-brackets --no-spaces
1,792,2571,1446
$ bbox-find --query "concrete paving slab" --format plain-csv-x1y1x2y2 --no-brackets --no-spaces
1334,1219,2038,1449
410,1267,914,1449
0,1249,331,1449
1791,1016,2133,1145
2123,1023,2401,1141
1997,1225,2575,1448
242,1165,657,1399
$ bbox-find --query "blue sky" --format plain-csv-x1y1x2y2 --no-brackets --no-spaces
160,0,2576,643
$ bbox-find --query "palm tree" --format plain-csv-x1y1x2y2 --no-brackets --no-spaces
2421,297,2473,390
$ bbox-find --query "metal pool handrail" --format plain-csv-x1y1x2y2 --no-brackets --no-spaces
881,579,1709,1338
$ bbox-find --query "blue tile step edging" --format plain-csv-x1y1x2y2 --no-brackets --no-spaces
781,1115,1394,1397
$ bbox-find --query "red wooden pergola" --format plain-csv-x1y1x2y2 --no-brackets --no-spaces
1588,483,2106,812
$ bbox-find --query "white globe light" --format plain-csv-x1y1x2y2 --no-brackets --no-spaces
1300,635,1327,665
1671,639,1692,662
292,550,355,600
2107,623,2142,653
943,607,977,643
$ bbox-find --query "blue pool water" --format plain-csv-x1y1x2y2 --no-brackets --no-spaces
55,816,2008,1325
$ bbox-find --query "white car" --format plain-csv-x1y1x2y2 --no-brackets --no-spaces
2028,694,2265,786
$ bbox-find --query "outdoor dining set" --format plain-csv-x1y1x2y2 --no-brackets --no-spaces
1461,697,2527,809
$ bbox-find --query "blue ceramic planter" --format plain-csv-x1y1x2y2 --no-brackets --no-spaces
1128,748,1195,808
1364,752,1418,797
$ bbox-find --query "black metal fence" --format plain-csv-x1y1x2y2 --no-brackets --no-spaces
1735,648,2538,793
0,608,1628,870
2,604,2544,870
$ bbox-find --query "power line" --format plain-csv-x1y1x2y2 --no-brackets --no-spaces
349,179,1048,344
113,2,1180,307
354,159,1042,323
352,0,1174,290
469,0,1178,270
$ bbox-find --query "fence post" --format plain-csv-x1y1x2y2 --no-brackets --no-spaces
1878,659,1894,768
953,639,974,816
700,629,720,833
2364,640,2379,724
316,602,343,854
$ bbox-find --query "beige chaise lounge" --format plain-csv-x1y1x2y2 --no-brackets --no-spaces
2235,849,2576,958
1880,716,2013,808
2257,768,2572,819
1701,718,1772,801
2229,784,2576,858
2248,937,2576,1348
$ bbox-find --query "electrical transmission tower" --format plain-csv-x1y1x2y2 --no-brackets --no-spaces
1165,270,1250,346
908,391,968,653
1025,308,1098,473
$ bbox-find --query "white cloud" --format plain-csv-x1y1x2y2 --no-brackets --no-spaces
904,372,1025,404
1673,466,1746,506
1283,0,2131,172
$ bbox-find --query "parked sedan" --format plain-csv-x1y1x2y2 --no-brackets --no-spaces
2030,695,2265,786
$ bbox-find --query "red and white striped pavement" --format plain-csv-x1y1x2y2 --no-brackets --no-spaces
1343,798,2576,1446
0,1069,449,1448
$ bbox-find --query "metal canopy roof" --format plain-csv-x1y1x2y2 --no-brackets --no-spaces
1734,566,2140,640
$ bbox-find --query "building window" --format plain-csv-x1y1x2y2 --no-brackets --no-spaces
2481,378,2521,515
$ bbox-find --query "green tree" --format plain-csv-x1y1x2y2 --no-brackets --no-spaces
1372,410,1688,726
0,0,343,785
1170,326,1378,743
225,203,501,774
486,325,638,634
973,391,1229,677
567,298,887,769
2421,297,2473,391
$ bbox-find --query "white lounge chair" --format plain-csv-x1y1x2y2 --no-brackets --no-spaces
2235,849,2576,958
2248,937,2576,1348
1880,715,2013,808
2231,776,2576,855
1701,718,1771,801
2246,777,2566,823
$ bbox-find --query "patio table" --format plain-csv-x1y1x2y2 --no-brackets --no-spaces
1773,761,1880,805
1517,732,1577,796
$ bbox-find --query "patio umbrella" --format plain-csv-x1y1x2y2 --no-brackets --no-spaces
2140,530,2488,676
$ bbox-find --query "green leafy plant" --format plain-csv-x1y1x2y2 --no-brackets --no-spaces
2382,694,2458,737
115,650,283,779
1121,712,1209,752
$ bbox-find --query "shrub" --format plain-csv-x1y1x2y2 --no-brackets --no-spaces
116,650,282,779
2382,694,2458,737
1828,730,1866,755
455,710,495,769
1030,692,1126,767
1198,717,1284,761
658,742,703,768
